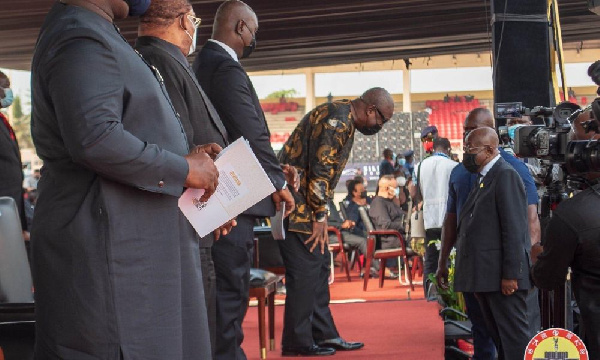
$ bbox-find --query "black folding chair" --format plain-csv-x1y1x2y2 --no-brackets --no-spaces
0,197,35,359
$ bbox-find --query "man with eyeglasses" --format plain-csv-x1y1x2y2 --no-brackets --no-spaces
368,175,408,278
277,87,394,356
440,127,534,360
135,1,236,356
437,108,541,359
193,1,296,359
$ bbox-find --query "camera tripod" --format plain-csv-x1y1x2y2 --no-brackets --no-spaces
539,181,572,330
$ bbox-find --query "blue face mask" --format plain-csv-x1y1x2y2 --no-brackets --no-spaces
1,88,13,108
397,158,406,166
394,187,400,197
124,0,151,16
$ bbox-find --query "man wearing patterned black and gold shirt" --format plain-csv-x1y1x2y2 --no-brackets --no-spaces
277,87,394,356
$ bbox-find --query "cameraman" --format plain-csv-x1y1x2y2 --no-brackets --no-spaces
531,108,600,359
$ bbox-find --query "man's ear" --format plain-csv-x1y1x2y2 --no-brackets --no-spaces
235,20,244,35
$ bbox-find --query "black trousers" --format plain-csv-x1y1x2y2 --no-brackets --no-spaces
475,290,535,360
278,231,339,348
463,292,496,360
424,228,441,294
212,215,255,360
200,246,217,359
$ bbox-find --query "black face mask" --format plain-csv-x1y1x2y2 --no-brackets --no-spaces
240,23,257,59
357,123,383,136
462,152,481,173
360,191,367,199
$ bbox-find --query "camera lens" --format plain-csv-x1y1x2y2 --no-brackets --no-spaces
566,140,600,174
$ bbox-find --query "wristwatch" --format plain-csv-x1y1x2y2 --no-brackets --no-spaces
315,212,327,223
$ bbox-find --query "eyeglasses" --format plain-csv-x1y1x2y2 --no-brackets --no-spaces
462,145,485,153
241,20,258,36
360,97,389,125
187,14,201,29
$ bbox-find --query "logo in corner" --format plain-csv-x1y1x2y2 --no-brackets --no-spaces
524,328,588,360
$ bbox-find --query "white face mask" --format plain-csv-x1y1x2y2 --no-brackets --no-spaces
183,15,198,56
185,26,197,56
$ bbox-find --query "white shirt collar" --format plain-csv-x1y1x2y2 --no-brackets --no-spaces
208,39,238,62
480,153,501,178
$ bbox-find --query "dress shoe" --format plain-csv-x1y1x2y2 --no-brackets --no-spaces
281,345,336,356
317,337,365,351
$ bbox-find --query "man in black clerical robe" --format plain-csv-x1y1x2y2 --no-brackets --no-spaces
135,1,230,355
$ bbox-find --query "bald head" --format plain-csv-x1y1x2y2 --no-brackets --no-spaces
213,1,256,37
464,127,499,173
466,127,499,149
361,87,394,120
377,175,397,198
465,108,494,132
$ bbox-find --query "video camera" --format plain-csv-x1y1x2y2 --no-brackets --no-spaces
496,101,600,175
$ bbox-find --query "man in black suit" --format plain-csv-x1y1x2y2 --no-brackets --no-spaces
440,127,534,360
193,1,295,358
0,71,27,235
135,0,236,355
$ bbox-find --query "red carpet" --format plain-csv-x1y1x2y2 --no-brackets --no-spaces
327,272,426,302
242,300,444,360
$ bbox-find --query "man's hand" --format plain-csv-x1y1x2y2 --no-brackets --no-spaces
184,147,220,202
530,242,543,264
272,188,295,218
22,231,30,241
501,279,518,296
341,220,354,229
281,164,300,192
195,143,223,160
435,266,449,290
213,218,237,241
304,219,329,254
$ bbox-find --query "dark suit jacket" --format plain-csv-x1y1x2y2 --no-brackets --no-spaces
135,36,229,247
0,114,26,230
454,157,532,293
193,41,286,217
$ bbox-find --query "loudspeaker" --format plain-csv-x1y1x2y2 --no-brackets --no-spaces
492,0,555,119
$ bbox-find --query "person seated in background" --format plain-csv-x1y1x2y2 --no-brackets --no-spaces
24,169,41,191
368,175,407,278
339,179,378,277
379,148,396,177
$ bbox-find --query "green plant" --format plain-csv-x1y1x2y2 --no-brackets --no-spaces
427,240,466,320
266,89,297,99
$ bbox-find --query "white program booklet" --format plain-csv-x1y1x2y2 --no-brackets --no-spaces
179,137,276,238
